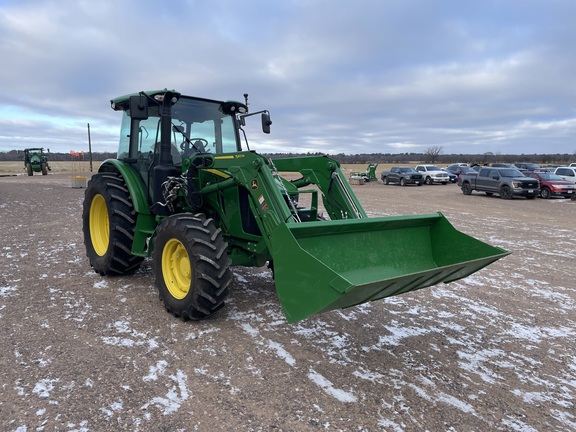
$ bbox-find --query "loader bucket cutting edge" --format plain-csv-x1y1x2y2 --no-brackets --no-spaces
270,212,509,323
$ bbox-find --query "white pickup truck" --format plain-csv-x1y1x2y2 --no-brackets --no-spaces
554,167,576,184
415,165,450,185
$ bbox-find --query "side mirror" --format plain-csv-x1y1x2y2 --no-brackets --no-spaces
261,112,272,134
129,95,149,120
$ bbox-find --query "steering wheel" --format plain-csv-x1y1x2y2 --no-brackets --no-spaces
180,138,209,153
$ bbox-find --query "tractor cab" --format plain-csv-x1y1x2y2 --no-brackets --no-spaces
110,90,270,208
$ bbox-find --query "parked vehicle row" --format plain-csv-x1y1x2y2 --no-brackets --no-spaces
377,162,576,199
458,165,575,200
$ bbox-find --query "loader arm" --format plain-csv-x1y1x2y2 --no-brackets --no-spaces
187,152,509,323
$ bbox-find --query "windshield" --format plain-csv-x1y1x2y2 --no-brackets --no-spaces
171,97,239,154
539,173,564,181
399,168,416,173
117,97,239,159
500,169,525,177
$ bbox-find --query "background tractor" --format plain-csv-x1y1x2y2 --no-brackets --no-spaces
82,89,509,323
23,148,51,176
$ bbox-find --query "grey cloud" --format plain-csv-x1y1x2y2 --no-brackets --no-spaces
1,0,575,155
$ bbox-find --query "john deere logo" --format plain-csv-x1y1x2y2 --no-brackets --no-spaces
250,179,258,189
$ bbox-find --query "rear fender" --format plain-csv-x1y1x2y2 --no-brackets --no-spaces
98,159,155,257
98,159,150,215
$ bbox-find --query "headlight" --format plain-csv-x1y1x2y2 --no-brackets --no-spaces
512,181,521,188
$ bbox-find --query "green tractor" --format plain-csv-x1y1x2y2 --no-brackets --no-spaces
82,89,508,323
24,148,50,176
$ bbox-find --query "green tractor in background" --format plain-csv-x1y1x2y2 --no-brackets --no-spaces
82,89,508,323
24,148,51,176
349,163,378,182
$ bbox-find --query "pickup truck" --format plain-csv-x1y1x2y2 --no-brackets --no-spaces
459,167,539,199
415,164,450,185
381,166,423,186
554,167,576,184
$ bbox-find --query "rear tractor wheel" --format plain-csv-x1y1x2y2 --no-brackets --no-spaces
82,173,144,275
153,214,232,321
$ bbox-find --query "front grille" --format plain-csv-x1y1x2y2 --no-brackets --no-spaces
521,181,538,189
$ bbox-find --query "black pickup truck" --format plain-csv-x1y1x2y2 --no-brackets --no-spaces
459,167,539,199
381,166,423,186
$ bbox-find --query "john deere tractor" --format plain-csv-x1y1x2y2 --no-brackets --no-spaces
24,148,50,176
82,89,508,323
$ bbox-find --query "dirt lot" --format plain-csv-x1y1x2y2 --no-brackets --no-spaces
1,168,574,431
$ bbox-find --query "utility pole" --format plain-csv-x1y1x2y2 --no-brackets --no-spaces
87,123,93,172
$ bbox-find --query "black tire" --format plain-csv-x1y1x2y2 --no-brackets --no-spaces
153,214,232,321
383,176,389,185
500,185,513,200
425,176,432,185
461,182,472,195
442,182,447,185
82,173,144,275
540,187,551,199
400,178,406,186
41,162,48,175
26,163,33,176
417,182,422,186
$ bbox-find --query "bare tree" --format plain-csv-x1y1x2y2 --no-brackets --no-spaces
424,146,443,163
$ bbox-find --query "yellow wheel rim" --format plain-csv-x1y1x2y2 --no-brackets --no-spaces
89,194,109,256
162,238,191,299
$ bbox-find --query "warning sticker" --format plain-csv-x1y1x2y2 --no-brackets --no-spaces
258,194,269,213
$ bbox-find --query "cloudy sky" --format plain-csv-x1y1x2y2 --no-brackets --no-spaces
1,0,575,156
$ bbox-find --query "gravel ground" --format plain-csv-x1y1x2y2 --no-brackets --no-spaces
0,172,574,432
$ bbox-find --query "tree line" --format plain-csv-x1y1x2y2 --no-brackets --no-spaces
0,150,116,162
265,151,576,166
1,148,574,165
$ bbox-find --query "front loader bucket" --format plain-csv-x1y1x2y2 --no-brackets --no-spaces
270,213,509,323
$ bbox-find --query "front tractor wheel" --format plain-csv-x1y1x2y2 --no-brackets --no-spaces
82,173,144,275
153,214,232,321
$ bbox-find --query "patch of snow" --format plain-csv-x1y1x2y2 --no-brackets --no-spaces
141,370,190,415
143,360,168,382
93,280,108,289
266,340,296,366
0,285,17,297
308,369,357,403
32,378,59,399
